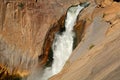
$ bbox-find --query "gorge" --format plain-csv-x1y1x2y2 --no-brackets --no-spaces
0,0,120,80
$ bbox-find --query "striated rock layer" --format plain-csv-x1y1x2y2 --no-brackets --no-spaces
0,0,85,77
50,0,120,80
0,0,120,79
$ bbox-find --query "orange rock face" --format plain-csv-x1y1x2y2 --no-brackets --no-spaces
73,20,86,48
50,1,120,80
39,14,66,65
0,0,120,79
0,0,82,77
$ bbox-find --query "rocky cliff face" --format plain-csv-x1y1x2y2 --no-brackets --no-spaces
0,0,120,80
50,0,120,80
0,0,82,77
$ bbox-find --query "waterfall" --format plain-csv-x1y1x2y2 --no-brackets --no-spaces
27,2,90,80
51,4,83,75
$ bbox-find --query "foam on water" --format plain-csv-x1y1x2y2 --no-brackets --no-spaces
51,5,83,75
40,5,84,80
27,2,90,80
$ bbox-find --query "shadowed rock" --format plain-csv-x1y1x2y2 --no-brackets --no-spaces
39,14,66,65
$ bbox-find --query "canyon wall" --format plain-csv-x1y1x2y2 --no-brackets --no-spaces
50,0,120,80
0,0,120,80
0,0,83,77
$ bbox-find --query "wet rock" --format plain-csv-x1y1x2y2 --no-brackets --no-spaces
39,14,66,65
41,15,86,67
0,0,82,77
73,20,86,49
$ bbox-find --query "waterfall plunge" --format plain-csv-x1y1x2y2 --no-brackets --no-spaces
27,2,90,80
52,5,84,74
40,5,85,80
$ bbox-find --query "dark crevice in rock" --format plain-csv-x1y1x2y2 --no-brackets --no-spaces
73,34,77,50
44,48,54,67
38,14,66,65
73,20,86,49
59,27,66,35
39,14,86,67
113,0,120,2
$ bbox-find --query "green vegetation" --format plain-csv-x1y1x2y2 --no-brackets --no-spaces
18,3,24,10
86,18,92,22
102,13,106,18
89,44,95,50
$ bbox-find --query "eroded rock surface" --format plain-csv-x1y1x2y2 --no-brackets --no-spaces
0,0,83,77
50,0,120,80
0,0,120,80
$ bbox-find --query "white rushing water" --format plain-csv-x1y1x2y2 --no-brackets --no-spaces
52,5,84,75
27,2,90,80
40,4,85,80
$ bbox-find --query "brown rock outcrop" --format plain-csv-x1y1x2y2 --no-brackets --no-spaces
39,14,66,65
50,1,120,80
73,20,86,49
0,0,120,79
0,0,84,77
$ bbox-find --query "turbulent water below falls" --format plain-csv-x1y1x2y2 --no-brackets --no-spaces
27,2,89,80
